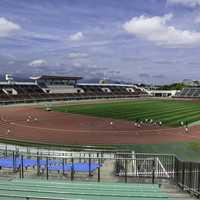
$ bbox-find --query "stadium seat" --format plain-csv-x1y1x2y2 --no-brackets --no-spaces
0,179,170,200
0,82,147,104
177,87,200,98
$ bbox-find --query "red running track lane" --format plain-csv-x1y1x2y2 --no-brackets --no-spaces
0,106,200,145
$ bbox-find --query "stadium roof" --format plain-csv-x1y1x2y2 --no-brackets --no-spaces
30,75,82,81
78,83,137,87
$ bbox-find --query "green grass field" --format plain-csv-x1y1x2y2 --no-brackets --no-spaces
54,99,200,127
52,99,200,160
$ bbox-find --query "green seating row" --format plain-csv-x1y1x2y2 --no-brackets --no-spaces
0,182,162,194
0,180,171,200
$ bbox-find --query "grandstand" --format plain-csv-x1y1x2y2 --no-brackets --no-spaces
32,75,82,94
0,74,147,104
78,83,146,96
176,87,200,98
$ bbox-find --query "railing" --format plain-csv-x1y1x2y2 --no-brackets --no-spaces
0,94,146,105
174,157,200,197
0,149,174,183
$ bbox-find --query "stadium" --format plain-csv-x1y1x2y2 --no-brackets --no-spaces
2,0,200,198
0,73,200,199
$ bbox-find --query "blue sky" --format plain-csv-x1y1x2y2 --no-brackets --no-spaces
1,0,200,84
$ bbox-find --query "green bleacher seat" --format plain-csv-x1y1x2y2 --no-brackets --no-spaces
0,179,172,200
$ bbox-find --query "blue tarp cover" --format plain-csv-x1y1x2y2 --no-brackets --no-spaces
0,157,101,172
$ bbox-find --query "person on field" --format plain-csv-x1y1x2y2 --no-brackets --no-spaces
7,129,10,135
180,121,184,126
185,120,189,133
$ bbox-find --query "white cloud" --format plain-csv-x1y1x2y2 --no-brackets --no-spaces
123,14,200,47
167,0,200,7
73,62,82,67
8,60,15,65
195,15,200,23
69,32,83,41
0,17,21,37
29,59,48,67
68,52,88,59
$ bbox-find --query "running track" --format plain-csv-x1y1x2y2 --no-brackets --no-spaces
0,106,200,145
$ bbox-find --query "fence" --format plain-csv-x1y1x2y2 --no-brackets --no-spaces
175,157,200,197
0,149,200,198
0,94,144,105
0,149,174,182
